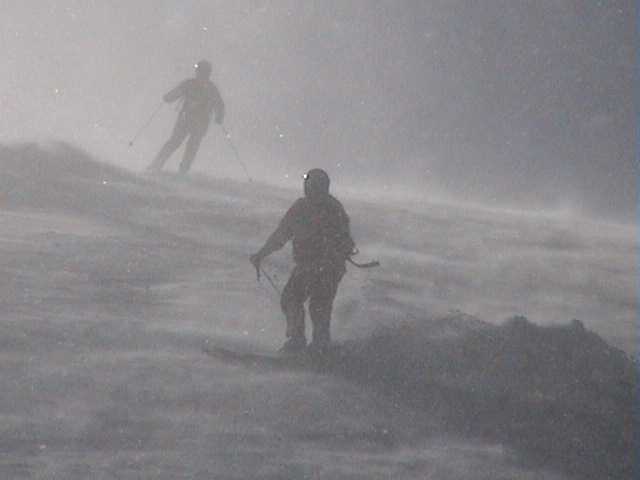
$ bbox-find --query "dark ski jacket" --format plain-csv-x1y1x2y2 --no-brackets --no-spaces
164,78,225,127
260,195,355,269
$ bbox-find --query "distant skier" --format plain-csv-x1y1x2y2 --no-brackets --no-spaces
250,169,356,355
147,60,225,174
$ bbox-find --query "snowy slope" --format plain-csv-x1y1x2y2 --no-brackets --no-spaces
0,142,634,479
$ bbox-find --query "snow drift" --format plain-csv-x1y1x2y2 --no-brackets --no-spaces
0,142,635,479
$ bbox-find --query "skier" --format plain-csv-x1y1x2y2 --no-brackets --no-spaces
250,169,356,355
147,60,225,174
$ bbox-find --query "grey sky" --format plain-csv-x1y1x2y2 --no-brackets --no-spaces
1,0,634,220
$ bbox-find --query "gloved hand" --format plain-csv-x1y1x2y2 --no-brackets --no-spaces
249,253,263,280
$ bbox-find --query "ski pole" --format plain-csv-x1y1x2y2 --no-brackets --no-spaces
250,256,281,296
347,257,380,269
347,248,380,269
220,125,252,182
128,102,164,147
260,267,281,296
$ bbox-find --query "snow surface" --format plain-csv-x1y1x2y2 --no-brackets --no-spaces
0,142,634,479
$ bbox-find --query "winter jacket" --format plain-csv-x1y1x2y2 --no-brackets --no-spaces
164,78,225,126
261,195,355,269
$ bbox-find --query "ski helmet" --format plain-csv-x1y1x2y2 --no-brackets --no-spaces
303,168,330,199
195,60,212,77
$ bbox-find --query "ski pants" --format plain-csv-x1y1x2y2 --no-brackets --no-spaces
150,112,209,173
280,264,345,347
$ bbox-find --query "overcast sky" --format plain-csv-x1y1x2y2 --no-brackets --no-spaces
0,1,635,220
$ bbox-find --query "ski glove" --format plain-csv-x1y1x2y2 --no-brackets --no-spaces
249,253,263,280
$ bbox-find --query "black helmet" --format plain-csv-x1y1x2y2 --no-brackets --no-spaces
303,168,330,199
195,60,212,77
